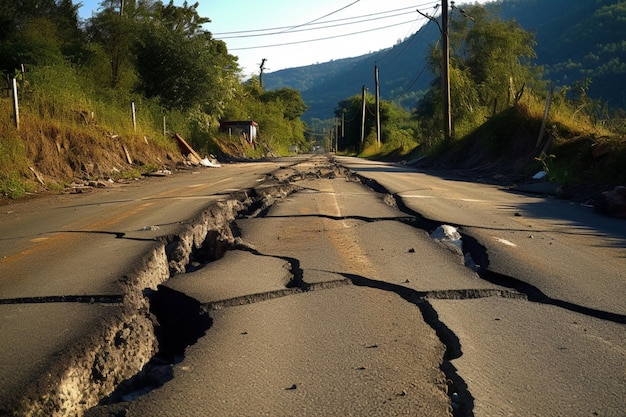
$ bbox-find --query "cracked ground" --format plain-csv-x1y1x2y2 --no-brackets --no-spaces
84,157,524,417
10,155,622,416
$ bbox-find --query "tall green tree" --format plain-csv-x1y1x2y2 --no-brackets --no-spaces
133,1,239,115
152,0,209,36
336,95,372,153
417,4,541,139
0,0,84,71
87,0,151,88
260,88,308,120
451,5,539,111
336,93,417,153
221,79,309,154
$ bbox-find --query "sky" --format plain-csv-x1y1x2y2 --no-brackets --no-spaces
78,0,495,78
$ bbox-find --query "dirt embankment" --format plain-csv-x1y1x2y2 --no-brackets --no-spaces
1,122,187,205
411,106,626,207
35,126,181,182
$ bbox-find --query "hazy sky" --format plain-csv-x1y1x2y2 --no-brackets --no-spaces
78,0,495,77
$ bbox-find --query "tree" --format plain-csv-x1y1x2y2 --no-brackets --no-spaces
336,95,372,152
260,88,308,120
87,0,151,88
133,1,239,115
452,5,538,110
0,0,84,72
335,93,417,154
221,81,309,155
152,0,209,37
417,4,541,139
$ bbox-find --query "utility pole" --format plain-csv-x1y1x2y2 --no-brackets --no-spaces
259,58,267,90
341,108,345,138
360,85,367,151
333,117,336,152
375,65,381,146
442,0,452,143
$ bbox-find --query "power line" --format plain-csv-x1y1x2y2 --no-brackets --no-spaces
228,19,419,51
357,14,431,90
212,3,438,36
405,59,431,91
373,15,430,68
217,10,421,39
279,0,361,33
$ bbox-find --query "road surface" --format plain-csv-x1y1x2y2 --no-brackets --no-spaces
1,155,624,416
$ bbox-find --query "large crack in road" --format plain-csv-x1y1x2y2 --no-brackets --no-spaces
13,156,623,416
82,157,523,417
366,176,626,325
4,182,297,416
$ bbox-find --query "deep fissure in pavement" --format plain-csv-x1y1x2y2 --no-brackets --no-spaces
98,286,214,405
332,271,473,417
83,161,479,416
200,162,480,417
91,159,623,417
356,171,626,324
73,185,297,416
83,159,529,416
148,285,213,363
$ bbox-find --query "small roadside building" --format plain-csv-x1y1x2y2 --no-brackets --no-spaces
219,120,258,146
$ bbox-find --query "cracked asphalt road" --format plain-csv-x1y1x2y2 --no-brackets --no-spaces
89,157,485,416
98,156,624,417
338,156,626,416
2,155,625,416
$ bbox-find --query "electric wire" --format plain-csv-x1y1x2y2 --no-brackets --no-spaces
278,0,361,33
212,4,435,36
386,19,436,92
350,1,438,87
372,16,427,70
406,59,431,91
343,108,360,123
217,10,421,39
228,19,419,51
218,0,441,114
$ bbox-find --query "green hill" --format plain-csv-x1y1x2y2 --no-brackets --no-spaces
265,0,626,123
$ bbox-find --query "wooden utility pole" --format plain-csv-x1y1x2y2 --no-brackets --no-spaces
341,108,345,138
259,58,267,89
375,65,381,146
416,2,452,142
360,85,367,151
442,0,452,143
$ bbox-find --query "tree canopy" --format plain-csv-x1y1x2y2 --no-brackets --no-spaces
1,0,309,157
416,4,542,139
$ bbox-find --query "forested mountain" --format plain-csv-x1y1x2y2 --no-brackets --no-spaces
265,0,626,123
501,0,626,108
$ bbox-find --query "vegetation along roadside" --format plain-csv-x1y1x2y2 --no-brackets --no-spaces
1,0,625,212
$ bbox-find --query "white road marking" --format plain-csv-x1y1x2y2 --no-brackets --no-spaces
494,237,517,247
399,194,434,199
